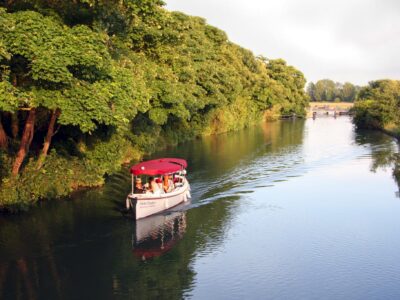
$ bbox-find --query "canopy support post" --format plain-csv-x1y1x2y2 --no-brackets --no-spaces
132,174,136,195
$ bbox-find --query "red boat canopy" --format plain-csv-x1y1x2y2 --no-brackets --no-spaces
130,158,187,175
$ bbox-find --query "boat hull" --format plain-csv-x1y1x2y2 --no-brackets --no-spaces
127,180,190,219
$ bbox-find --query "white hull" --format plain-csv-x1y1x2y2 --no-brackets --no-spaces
127,179,191,219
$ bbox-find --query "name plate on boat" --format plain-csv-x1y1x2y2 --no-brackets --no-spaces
140,201,157,207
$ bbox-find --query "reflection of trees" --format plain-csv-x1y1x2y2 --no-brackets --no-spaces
0,120,306,299
0,263,8,297
152,120,305,178
0,185,127,299
354,129,400,192
0,175,239,299
0,201,82,299
261,119,305,152
393,157,400,194
152,120,305,204
372,151,400,193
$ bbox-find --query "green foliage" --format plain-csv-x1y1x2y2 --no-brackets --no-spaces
0,152,86,210
0,2,309,211
307,79,359,102
342,82,357,102
352,80,400,129
0,10,110,84
1,0,165,34
83,134,136,181
316,79,335,101
0,134,141,210
265,59,308,116
0,81,20,111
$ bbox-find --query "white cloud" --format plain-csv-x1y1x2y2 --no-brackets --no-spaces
165,0,400,85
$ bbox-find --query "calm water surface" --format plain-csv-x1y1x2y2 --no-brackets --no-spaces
1,117,400,299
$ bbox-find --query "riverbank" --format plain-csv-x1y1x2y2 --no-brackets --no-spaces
0,109,269,213
382,123,400,140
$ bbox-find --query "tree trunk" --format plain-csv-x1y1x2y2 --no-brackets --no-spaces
37,109,60,169
11,112,18,139
11,75,19,139
0,114,8,150
12,108,36,176
17,258,36,300
0,263,8,300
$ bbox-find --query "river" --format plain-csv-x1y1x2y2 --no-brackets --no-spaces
1,117,400,299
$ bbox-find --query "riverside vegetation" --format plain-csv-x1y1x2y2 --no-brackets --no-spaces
0,0,309,211
306,79,359,103
352,79,400,187
352,80,400,134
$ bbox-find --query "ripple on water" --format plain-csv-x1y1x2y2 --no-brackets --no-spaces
2,117,400,300
186,118,396,214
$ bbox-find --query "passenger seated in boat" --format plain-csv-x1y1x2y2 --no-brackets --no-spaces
134,178,144,193
174,175,184,186
147,177,161,195
163,175,174,193
155,177,163,190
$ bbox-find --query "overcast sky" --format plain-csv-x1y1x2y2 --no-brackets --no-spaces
165,0,400,85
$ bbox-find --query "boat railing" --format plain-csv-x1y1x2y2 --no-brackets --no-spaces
130,178,187,198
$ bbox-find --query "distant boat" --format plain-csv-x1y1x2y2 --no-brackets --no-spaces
126,158,191,219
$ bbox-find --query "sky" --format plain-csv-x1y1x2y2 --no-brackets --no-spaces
165,0,400,85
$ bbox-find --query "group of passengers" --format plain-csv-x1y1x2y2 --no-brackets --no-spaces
134,175,179,195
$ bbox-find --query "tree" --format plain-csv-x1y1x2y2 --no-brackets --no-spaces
314,79,336,101
353,80,400,129
265,59,308,116
307,79,358,102
342,82,356,102
307,82,316,102
334,82,343,101
0,114,7,149
0,9,150,174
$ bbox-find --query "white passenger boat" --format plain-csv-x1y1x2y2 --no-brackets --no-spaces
126,158,191,219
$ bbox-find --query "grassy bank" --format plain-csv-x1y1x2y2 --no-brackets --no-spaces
382,123,400,140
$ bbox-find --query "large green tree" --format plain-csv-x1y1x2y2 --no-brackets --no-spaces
314,79,336,101
265,59,308,116
353,80,400,129
342,82,357,102
0,8,149,174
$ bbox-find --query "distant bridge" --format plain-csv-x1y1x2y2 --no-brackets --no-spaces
307,102,353,118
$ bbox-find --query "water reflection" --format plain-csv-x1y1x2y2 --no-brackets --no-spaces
151,120,306,208
0,119,309,299
354,128,400,193
133,212,187,261
2,118,400,299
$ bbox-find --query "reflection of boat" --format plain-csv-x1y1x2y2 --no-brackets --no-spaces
126,158,191,219
133,211,187,260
